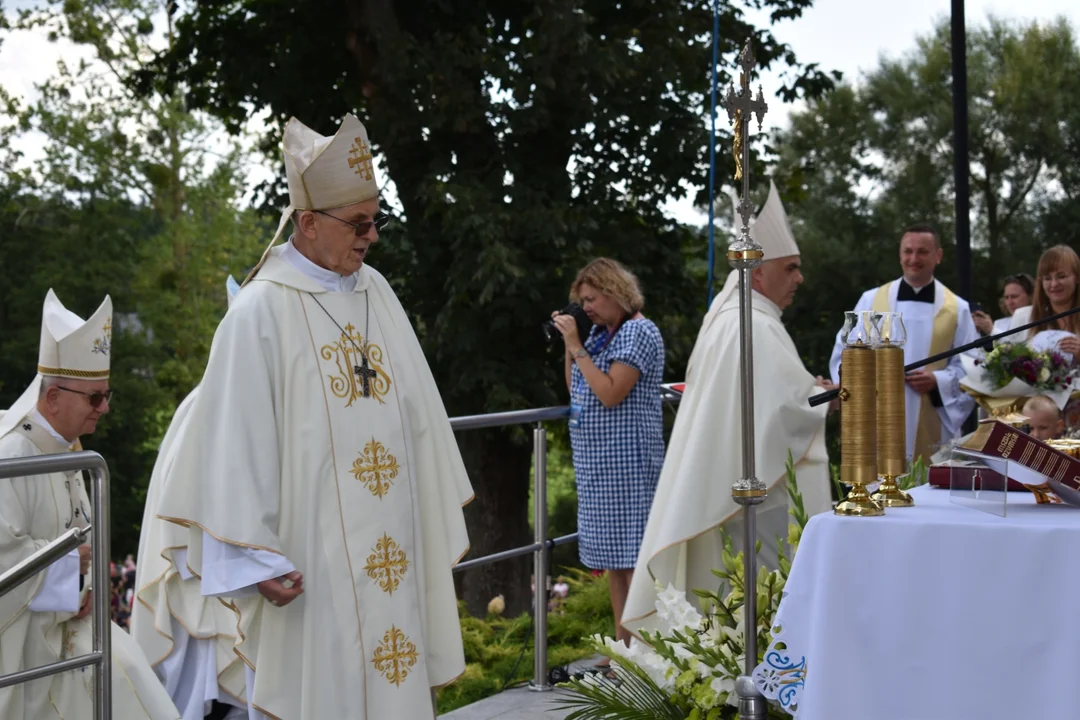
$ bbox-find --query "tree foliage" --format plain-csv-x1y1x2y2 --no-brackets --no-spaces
0,0,265,552
146,0,836,615
772,15,1080,380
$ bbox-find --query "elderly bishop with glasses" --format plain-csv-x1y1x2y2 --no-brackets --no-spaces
157,114,474,720
0,290,181,719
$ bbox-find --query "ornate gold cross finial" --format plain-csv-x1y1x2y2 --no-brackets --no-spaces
348,137,374,180
722,39,769,238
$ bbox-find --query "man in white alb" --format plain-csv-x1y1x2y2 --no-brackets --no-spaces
0,289,180,720
132,276,246,720
829,224,978,462
157,114,474,720
623,181,835,635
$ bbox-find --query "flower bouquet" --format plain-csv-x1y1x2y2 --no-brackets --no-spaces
554,453,806,720
961,342,1078,412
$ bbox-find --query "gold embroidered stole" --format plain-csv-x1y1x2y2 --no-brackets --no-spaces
872,282,958,462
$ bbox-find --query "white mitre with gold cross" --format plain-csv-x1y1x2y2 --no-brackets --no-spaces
245,113,380,284
0,289,112,439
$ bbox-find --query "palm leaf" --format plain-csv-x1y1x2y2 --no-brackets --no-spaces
552,660,689,720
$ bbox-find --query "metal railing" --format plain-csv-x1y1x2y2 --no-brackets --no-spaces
0,451,112,718
447,392,681,691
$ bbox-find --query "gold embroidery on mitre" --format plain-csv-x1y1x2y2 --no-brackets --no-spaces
351,438,400,498
373,625,418,687
364,533,409,594
348,137,374,181
92,316,112,356
320,322,391,406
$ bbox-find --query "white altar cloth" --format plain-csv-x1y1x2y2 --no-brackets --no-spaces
753,484,1080,719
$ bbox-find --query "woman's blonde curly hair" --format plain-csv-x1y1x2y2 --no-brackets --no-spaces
569,258,644,315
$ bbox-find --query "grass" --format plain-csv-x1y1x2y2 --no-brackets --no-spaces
436,569,613,714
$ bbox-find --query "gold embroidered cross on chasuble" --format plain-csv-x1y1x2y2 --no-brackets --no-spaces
307,288,433,705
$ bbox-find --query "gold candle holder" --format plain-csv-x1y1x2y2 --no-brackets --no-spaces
871,313,913,508
836,311,884,517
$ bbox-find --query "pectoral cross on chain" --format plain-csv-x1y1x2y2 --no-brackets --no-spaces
722,39,769,233
354,350,378,398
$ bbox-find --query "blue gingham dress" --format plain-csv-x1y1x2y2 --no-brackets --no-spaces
569,317,665,570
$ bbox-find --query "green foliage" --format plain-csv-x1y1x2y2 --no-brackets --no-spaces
898,455,929,491
773,15,1080,379
0,0,266,553
436,568,614,714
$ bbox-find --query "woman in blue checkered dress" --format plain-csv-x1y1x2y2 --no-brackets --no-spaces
551,258,665,652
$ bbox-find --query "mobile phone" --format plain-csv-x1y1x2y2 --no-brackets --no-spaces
970,302,983,314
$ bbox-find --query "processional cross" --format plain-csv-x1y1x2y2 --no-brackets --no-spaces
723,42,769,240
719,38,770,720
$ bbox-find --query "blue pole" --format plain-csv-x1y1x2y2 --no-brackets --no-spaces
706,0,720,305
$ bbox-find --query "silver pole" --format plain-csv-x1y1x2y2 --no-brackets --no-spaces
0,526,90,599
0,652,104,690
722,38,769,720
90,465,112,719
529,423,552,691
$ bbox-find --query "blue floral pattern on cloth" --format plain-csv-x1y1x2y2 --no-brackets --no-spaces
753,625,806,716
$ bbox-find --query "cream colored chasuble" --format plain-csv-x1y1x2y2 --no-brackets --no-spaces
158,246,472,720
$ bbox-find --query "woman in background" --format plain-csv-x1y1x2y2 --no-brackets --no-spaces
972,273,1034,336
552,258,665,661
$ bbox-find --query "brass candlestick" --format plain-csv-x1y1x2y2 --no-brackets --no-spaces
871,313,913,507
836,311,884,516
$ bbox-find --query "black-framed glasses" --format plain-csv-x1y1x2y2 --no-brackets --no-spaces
314,210,390,237
56,386,113,409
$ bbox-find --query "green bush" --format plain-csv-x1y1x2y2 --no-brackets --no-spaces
436,569,614,714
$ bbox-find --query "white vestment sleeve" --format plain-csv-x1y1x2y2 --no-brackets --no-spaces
173,547,194,581
933,300,979,433
199,533,295,598
28,548,80,613
829,289,875,383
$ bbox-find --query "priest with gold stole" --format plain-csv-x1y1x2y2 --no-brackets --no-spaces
132,276,247,720
156,114,474,720
828,224,978,463
0,290,180,720
623,182,834,635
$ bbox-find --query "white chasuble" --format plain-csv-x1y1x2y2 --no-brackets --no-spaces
0,418,181,720
828,278,977,462
157,247,473,720
132,389,247,720
623,274,831,636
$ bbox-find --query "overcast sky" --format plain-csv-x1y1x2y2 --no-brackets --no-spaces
2,0,1078,223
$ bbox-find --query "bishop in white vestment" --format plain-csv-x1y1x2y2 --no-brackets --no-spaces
132,277,247,720
157,115,474,720
623,182,834,635
0,290,180,720
829,225,978,462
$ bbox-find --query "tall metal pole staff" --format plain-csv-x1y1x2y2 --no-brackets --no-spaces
722,38,768,720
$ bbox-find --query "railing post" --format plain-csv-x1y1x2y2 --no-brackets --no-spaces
90,465,112,719
529,422,552,691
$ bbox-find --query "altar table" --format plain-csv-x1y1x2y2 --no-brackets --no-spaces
753,484,1080,719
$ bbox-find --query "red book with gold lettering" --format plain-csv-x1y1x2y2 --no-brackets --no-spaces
951,421,1080,505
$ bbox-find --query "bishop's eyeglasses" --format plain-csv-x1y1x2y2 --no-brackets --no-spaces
315,210,390,237
56,386,113,409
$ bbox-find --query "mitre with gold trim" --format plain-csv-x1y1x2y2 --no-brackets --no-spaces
0,289,113,439
245,114,381,284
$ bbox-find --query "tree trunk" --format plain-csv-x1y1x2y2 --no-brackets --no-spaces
454,428,534,618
